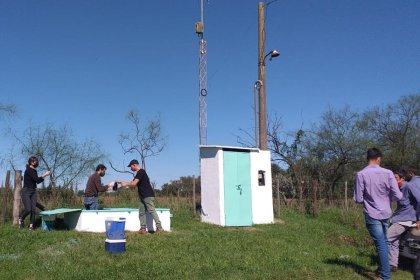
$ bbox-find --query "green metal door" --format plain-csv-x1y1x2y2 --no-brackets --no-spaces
223,151,252,226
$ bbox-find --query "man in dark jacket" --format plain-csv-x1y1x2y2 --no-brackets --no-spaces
84,164,112,210
117,159,163,234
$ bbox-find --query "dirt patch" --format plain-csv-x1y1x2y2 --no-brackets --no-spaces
226,227,262,232
274,218,285,224
338,234,357,246
336,234,373,247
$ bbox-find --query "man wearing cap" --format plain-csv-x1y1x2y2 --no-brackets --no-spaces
117,159,163,234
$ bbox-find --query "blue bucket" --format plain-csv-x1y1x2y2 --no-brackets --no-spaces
105,218,126,240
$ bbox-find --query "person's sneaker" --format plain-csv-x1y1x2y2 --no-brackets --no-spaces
138,229,147,235
368,270,382,280
18,218,24,229
390,265,398,272
155,228,164,235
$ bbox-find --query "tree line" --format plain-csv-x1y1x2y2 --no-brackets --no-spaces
264,94,419,206
1,94,419,205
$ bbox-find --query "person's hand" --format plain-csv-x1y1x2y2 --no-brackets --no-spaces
43,170,51,177
416,221,420,229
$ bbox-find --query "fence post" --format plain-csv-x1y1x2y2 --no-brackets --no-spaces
276,176,280,217
12,170,22,225
0,170,11,224
192,175,196,216
299,180,304,212
344,181,348,211
312,179,318,217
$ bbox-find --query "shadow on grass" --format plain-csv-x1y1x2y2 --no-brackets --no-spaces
324,258,379,280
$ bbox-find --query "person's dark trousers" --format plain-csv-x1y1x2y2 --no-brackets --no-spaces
36,202,46,211
19,188,37,225
414,254,420,280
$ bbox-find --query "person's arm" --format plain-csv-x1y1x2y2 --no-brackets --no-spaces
119,179,139,188
353,173,364,204
28,169,48,184
94,175,111,192
389,171,403,201
117,171,142,188
406,184,420,228
399,187,412,208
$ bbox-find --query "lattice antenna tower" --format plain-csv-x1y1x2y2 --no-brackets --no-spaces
195,0,208,145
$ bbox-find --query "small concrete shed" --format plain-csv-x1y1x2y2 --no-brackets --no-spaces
200,145,274,226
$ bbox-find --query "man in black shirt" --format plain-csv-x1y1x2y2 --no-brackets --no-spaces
19,156,51,231
117,159,163,234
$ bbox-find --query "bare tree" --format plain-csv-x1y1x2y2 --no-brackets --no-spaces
9,123,105,188
267,114,307,184
118,109,167,171
0,103,16,168
0,103,16,118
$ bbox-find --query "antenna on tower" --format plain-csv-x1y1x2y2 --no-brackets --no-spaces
195,0,208,145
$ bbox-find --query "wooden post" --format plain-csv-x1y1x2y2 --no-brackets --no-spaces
276,176,280,217
258,1,268,150
12,170,22,225
192,175,196,216
0,170,11,224
344,181,348,211
312,179,318,217
299,180,304,212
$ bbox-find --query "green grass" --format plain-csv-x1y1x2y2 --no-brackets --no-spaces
0,206,414,279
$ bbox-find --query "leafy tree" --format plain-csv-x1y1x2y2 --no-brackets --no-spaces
362,94,420,169
160,176,200,197
305,106,370,201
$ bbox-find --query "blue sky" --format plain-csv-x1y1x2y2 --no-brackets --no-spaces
1,0,419,188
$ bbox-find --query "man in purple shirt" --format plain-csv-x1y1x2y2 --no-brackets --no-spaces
387,168,415,272
353,148,402,280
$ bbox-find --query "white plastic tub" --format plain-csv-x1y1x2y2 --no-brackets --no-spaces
63,208,171,232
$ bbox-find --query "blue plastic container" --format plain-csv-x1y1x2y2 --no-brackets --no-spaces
105,218,126,239
41,216,56,231
105,239,126,253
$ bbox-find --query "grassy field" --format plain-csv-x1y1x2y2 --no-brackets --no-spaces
0,205,414,280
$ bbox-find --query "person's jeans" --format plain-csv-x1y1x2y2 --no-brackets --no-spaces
364,213,390,280
19,188,37,225
84,197,99,210
139,197,162,230
387,223,407,267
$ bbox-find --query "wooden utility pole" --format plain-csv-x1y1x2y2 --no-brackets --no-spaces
258,2,267,150
0,171,11,224
12,170,22,225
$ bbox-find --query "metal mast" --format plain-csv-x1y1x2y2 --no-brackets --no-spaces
195,0,207,145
